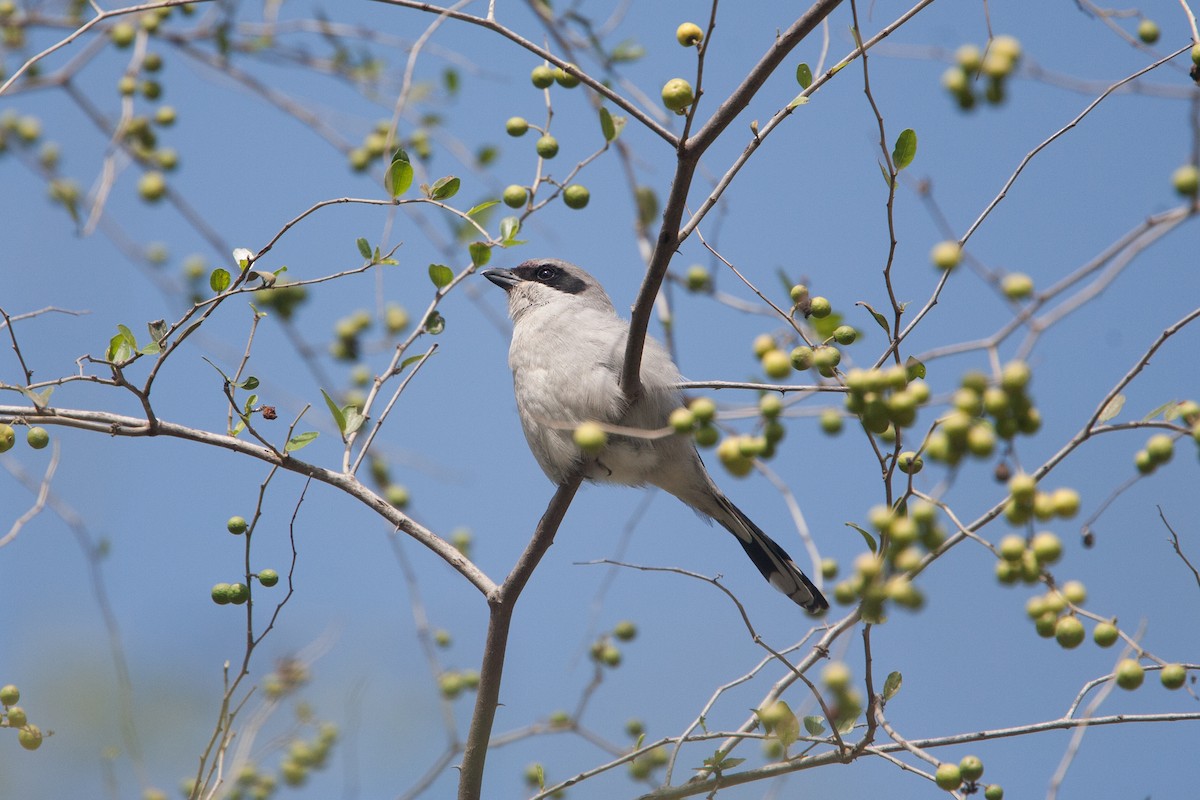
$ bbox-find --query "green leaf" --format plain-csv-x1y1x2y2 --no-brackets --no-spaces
892,128,917,171
385,149,413,198
529,763,544,791
428,263,454,289
210,268,231,293
469,242,490,267
285,431,319,452
877,160,894,189
321,388,347,434
1098,394,1125,423
356,237,373,259
599,107,616,141
796,62,813,88
466,200,498,217
424,311,445,335
856,301,890,334
905,355,926,381
499,216,521,245
400,353,429,369
442,67,459,95
243,393,258,412
846,522,877,553
231,419,245,437
240,376,260,391
771,701,800,748
1142,399,1175,422
786,94,810,110
430,176,460,200
343,408,365,436
802,715,826,736
609,39,645,62
883,670,903,701
107,333,132,363
138,341,161,355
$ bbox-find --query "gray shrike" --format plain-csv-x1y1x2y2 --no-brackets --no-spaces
482,259,828,614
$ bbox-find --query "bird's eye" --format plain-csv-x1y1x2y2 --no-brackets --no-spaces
535,266,558,282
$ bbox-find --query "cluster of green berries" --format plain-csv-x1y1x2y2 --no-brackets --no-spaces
818,661,864,735
841,366,929,441
253,280,308,321
0,423,50,452
831,501,945,620
437,668,481,699
998,473,1079,529
627,745,669,781
222,761,279,800
1,684,45,751
503,112,590,208
275,720,339,790
661,395,786,478
108,29,183,201
1021,578,1090,645
210,515,278,605
925,363,1040,466
349,120,430,171
262,658,310,700
934,755,1000,797
589,620,637,669
1133,401,1199,474
1112,659,1188,691
368,454,413,512
941,35,1021,110
994,525,1071,586
330,308,372,361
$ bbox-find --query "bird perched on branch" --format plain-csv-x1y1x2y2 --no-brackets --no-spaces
483,259,827,614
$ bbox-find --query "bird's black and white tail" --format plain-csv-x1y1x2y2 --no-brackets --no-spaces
711,492,829,614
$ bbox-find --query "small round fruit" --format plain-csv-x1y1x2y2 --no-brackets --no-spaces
661,78,695,113
502,184,527,208
934,762,963,791
821,661,852,692
227,515,248,535
613,620,637,641
563,184,590,209
821,557,838,579
574,421,607,453
1001,362,1029,390
1052,487,1081,518
211,583,233,605
6,706,27,727
1134,449,1155,474
1160,663,1187,690
813,346,841,370
807,296,832,318
110,21,136,47
0,424,15,453
759,395,783,419
530,65,555,88
1115,658,1145,690
504,116,529,137
690,397,716,423
24,426,49,449
385,484,410,509
228,583,249,605
762,349,792,379
685,264,710,291
0,684,18,705
984,785,1004,800
819,408,843,435
1092,621,1119,648
1061,579,1087,605
693,424,718,447
553,65,580,88
535,135,559,158
942,66,969,94
17,724,42,751
832,325,857,345
958,755,984,782
897,451,923,474
1146,433,1174,464
789,283,809,303
669,407,695,433
930,240,962,270
752,333,776,358
138,170,167,202
1002,272,1033,299
790,345,814,370
676,22,703,47
1054,615,1085,649
599,644,621,667
258,569,280,587
1175,164,1200,196
1137,19,1160,44
1030,531,1062,565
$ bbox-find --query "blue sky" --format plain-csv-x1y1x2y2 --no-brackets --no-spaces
2,1,1199,798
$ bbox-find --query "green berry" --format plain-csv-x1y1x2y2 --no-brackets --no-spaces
26,426,49,449
669,407,695,433
1160,663,1187,689
661,78,695,112
790,345,814,370
935,763,962,791
761,349,792,379
689,397,716,423
211,583,233,605
821,661,852,692
6,706,27,727
257,569,280,587
502,184,527,208
535,135,559,158
505,116,529,137
685,264,710,291
832,325,857,345
0,684,18,705
897,451,923,474
227,515,248,535
530,65,555,88
958,755,984,782
1146,433,1174,464
1137,19,1160,44
1054,615,1085,649
0,424,14,453
111,22,136,47
1115,658,1144,690
1000,360,1031,391
812,346,841,370
17,724,42,751
138,170,167,202
1002,272,1033,299
984,785,1004,800
228,582,249,605
1092,621,1119,647
1030,531,1062,565
563,184,590,209
820,408,843,435
613,620,637,641
693,424,718,447
676,22,703,47
1061,579,1087,605
574,421,607,453
930,240,962,270
553,65,580,88
385,484,410,509
807,296,832,318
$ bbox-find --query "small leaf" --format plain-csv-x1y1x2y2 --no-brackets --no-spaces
231,419,245,437
442,67,459,95
772,702,800,748
430,176,460,200
428,263,454,289
892,128,917,171
243,393,258,412
857,301,890,334
877,160,894,189
803,715,826,736
796,62,813,88
469,242,490,267
610,39,645,62
107,333,131,363
400,353,431,369
499,216,520,244
285,431,319,452
424,311,445,335
138,341,161,355
1098,394,1125,422
343,408,365,436
846,522,878,553
905,355,926,381
466,200,498,217
1142,399,1175,422
529,763,544,791
356,237,373,259
786,94,810,110
321,388,347,434
240,376,260,391
883,670,903,701
385,149,414,198
210,268,231,293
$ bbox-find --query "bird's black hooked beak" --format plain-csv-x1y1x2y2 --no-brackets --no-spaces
481,268,520,290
